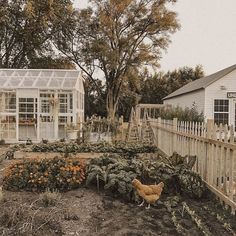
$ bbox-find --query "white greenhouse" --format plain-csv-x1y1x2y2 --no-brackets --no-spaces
0,69,84,143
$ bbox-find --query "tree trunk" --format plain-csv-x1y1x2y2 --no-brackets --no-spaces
106,86,119,121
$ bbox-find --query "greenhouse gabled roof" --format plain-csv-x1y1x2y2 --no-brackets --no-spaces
0,69,82,89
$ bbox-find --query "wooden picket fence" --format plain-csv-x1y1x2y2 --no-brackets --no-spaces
149,117,236,214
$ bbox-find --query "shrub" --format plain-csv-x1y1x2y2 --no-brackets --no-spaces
3,157,86,192
39,189,61,207
158,104,204,122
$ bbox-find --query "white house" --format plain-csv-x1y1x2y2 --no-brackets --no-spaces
0,69,84,143
163,64,236,130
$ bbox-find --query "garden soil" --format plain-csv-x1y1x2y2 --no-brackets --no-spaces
0,188,236,236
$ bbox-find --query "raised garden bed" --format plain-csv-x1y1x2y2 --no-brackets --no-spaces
14,151,103,161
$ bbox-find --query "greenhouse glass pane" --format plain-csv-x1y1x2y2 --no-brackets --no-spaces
0,71,7,76
67,71,79,78
8,77,21,86
17,70,28,76
54,71,66,77
0,77,8,86
49,77,64,87
5,70,14,76
28,71,40,77
35,77,50,87
41,71,53,77
63,78,77,87
22,77,35,86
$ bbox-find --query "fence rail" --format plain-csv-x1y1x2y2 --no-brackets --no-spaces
149,117,236,214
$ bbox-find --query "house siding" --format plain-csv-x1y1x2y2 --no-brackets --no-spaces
204,69,236,125
163,89,205,114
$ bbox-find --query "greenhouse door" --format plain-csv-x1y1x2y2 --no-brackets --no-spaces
18,98,38,141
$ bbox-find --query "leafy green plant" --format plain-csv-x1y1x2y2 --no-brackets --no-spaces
31,141,157,155
86,154,138,200
86,152,207,201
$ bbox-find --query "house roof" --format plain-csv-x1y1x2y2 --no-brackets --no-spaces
163,64,236,100
0,69,82,90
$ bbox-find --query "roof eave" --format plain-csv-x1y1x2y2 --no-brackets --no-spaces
163,88,204,100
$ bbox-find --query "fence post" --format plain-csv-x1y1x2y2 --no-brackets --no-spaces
206,119,214,139
157,117,161,149
230,125,234,144
206,119,214,184
172,118,178,153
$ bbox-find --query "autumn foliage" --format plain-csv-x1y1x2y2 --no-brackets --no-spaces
3,157,86,192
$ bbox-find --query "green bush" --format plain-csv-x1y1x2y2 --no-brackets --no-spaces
3,157,86,192
158,104,204,122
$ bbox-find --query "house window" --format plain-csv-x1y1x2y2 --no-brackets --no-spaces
214,99,229,125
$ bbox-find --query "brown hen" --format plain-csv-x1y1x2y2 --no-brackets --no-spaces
132,179,164,209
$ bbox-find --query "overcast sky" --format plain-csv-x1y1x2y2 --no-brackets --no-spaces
73,0,236,75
